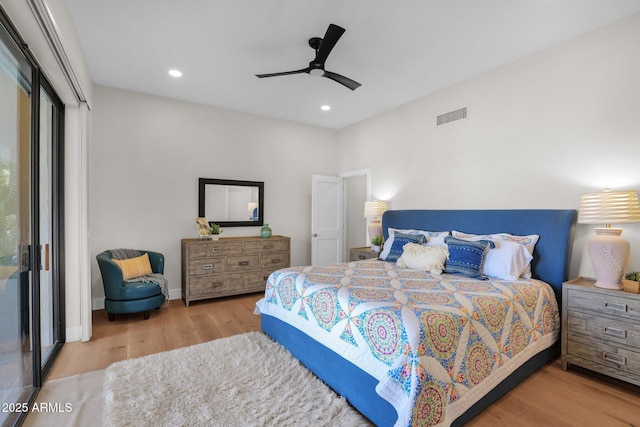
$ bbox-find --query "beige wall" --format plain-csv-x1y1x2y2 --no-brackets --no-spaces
338,13,640,280
89,86,339,306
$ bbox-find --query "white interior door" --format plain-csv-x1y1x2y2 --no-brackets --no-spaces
311,175,344,265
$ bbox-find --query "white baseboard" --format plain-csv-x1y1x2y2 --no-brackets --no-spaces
66,326,82,342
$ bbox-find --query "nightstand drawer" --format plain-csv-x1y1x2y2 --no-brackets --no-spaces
567,310,640,348
350,247,379,261
567,336,640,377
567,288,640,321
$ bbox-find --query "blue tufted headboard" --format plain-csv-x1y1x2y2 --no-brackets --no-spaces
381,209,577,300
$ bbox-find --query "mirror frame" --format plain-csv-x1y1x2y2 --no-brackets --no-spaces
198,178,264,227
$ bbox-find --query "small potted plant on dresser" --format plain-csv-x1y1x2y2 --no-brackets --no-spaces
210,223,223,240
371,235,383,253
622,271,640,293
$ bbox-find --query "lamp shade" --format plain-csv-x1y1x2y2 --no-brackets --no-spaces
364,200,387,218
578,189,640,225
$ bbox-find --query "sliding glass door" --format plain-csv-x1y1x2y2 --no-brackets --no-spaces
0,9,65,427
0,20,33,426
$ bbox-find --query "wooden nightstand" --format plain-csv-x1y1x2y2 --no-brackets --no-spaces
349,246,379,261
561,277,640,386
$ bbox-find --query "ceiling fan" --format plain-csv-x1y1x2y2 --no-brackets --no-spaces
256,23,361,91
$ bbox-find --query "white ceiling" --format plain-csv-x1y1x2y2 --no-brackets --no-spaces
65,0,640,129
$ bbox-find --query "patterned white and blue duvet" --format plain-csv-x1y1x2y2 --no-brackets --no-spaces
256,259,559,427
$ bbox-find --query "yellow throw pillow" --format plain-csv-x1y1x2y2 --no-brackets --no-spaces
113,253,152,280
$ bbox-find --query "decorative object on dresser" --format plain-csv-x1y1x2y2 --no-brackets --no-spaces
578,188,640,289
181,236,290,306
194,217,212,238
209,222,223,240
562,277,640,386
349,246,379,261
363,200,387,242
260,223,272,238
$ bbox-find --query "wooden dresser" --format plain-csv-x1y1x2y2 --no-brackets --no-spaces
561,277,640,386
181,236,290,306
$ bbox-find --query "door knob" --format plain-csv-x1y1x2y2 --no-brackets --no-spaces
313,233,318,237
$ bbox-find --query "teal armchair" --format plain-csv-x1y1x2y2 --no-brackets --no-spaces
96,249,166,321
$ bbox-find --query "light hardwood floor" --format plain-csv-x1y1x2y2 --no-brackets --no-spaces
48,294,640,426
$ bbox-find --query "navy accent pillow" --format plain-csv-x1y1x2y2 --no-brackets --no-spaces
444,236,496,280
385,233,426,262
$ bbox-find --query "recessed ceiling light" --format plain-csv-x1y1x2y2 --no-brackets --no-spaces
321,105,331,111
168,69,183,77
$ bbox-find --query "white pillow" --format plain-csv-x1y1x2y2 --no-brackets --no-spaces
451,230,538,280
396,243,449,274
482,240,533,280
380,228,449,260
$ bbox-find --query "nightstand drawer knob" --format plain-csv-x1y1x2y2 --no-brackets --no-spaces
202,264,213,270
604,301,628,312
604,326,627,338
602,352,626,365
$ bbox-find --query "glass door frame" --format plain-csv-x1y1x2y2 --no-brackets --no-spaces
31,73,65,384
0,5,66,426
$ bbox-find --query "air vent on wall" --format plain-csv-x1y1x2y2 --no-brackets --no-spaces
437,107,467,126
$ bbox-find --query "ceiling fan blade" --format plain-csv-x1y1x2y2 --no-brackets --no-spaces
314,24,345,66
256,67,311,78
323,70,361,91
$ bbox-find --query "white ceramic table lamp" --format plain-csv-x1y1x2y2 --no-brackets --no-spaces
364,200,387,242
578,189,640,289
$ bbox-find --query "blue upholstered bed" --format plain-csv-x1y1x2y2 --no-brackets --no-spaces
259,209,576,426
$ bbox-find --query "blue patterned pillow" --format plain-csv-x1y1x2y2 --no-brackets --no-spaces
384,233,426,262
444,236,495,279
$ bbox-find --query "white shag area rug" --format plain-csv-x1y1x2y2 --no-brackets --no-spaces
105,331,371,426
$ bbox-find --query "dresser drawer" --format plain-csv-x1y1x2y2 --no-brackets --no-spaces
567,288,640,321
189,273,244,296
187,258,225,276
188,241,243,258
260,252,289,270
244,270,273,290
567,310,640,348
567,335,640,377
226,255,259,272
245,239,289,254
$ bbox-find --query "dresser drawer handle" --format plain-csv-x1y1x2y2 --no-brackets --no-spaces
263,245,273,249
604,326,627,338
358,255,366,260
602,352,626,365
604,301,628,312
202,264,213,270
238,261,250,266
211,247,221,253
270,259,280,264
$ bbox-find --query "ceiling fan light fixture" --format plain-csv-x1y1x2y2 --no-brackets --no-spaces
309,68,324,77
